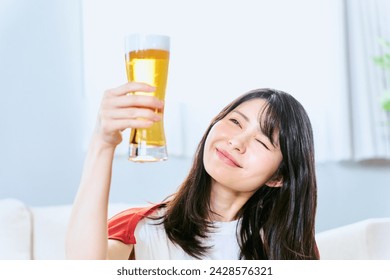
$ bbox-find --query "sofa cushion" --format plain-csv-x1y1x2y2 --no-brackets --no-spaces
30,203,136,259
30,204,72,260
365,218,390,259
0,198,32,260
316,218,390,259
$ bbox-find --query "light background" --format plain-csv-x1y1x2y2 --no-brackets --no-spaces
82,0,350,161
1,0,390,232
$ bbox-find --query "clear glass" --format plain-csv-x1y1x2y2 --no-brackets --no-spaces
124,34,170,162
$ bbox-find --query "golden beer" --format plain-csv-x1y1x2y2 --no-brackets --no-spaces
125,34,170,162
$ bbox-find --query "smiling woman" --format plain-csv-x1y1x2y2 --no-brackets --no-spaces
203,99,283,196
66,85,319,260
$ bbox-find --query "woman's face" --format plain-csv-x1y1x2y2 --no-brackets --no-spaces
203,99,283,195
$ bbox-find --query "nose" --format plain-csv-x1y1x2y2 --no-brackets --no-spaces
228,133,247,153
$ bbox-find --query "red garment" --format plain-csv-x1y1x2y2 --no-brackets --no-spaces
107,204,161,244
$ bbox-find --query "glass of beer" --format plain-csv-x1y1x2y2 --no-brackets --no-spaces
125,34,170,162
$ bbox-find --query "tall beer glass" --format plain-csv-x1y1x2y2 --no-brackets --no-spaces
125,34,170,162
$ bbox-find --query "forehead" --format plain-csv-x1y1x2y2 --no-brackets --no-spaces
230,98,269,117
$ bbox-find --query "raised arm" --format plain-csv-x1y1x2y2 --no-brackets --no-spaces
65,82,163,259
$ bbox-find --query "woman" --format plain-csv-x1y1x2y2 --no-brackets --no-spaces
66,82,319,260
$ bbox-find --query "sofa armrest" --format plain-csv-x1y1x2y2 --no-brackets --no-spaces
30,203,138,260
0,198,32,260
316,218,390,260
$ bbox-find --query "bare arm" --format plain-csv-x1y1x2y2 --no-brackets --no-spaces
66,82,163,259
107,240,134,260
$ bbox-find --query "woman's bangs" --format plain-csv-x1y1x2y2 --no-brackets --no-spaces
258,101,280,147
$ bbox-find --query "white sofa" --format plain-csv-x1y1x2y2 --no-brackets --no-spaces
316,217,390,259
0,198,133,260
1,198,389,260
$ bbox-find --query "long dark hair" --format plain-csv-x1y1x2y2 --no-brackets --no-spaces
161,88,319,260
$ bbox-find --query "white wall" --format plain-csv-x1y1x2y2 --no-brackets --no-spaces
316,161,390,231
0,0,389,233
0,0,84,205
82,0,351,161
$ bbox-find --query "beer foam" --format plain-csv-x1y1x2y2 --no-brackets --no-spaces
125,34,170,52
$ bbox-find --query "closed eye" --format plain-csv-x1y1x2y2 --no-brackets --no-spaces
255,139,270,150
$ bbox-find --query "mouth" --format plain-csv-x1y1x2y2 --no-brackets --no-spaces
216,148,242,168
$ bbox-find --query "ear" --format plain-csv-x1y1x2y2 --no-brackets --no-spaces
265,177,283,188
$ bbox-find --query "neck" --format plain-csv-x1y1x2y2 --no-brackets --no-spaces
209,180,254,222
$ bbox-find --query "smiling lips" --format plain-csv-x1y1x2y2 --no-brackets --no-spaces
216,148,242,168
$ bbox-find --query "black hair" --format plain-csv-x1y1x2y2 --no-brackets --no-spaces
161,88,319,259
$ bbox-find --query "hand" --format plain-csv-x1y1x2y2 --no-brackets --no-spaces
94,82,164,148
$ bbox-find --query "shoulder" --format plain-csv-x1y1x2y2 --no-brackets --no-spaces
108,204,162,244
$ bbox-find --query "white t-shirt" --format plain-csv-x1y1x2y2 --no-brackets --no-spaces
133,209,241,260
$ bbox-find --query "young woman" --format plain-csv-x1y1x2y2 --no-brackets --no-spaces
66,82,319,260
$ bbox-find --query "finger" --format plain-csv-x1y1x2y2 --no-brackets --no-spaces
105,82,156,97
104,107,162,121
110,94,164,109
107,118,155,132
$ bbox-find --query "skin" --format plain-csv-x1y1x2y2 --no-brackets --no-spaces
66,83,282,260
204,99,283,221
66,82,162,260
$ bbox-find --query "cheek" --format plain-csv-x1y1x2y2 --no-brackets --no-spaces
203,124,223,154
203,130,216,169
203,132,213,158
246,150,283,182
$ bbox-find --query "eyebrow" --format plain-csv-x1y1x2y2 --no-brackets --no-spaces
232,109,260,133
232,110,249,122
